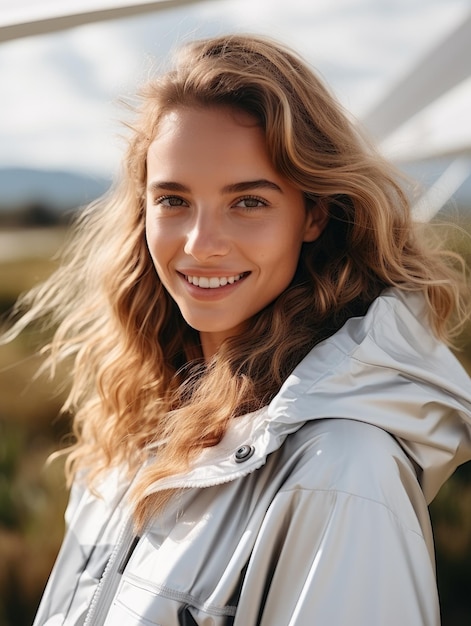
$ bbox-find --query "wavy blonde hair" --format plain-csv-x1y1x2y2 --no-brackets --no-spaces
5,34,469,526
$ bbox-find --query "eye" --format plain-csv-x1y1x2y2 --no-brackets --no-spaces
233,196,268,210
155,195,187,207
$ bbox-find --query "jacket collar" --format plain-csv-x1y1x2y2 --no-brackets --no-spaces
143,288,471,501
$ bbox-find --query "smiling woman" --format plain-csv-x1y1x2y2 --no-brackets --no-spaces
145,107,325,358
4,33,471,626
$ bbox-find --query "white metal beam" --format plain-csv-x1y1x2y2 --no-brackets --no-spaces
363,10,471,141
0,0,212,42
412,157,471,221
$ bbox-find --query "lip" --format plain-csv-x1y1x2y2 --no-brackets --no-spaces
177,269,249,277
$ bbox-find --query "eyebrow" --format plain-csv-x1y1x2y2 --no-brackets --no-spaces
222,179,283,194
147,179,283,194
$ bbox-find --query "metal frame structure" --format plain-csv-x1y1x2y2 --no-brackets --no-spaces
1,0,470,218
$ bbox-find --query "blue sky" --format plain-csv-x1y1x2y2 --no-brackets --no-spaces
0,0,469,178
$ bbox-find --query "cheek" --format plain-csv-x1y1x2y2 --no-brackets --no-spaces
144,213,155,250
273,230,306,266
146,238,166,279
145,226,157,263
146,219,169,265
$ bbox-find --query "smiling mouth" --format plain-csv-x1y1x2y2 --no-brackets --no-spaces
184,273,248,288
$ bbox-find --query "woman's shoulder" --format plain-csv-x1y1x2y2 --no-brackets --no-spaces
278,418,424,526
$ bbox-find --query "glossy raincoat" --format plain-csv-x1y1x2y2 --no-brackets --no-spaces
34,289,471,625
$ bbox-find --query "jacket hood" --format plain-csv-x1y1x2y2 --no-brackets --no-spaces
267,288,471,503
145,288,471,502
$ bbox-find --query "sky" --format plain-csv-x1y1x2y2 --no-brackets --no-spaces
0,0,470,179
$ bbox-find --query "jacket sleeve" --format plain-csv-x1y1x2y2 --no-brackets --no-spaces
233,423,440,626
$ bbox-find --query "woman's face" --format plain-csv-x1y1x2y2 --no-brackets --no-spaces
145,106,325,359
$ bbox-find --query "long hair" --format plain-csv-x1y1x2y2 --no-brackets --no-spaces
4,34,469,526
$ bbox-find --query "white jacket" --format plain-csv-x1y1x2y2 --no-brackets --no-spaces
34,289,471,625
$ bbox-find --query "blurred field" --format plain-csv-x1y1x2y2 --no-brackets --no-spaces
0,228,70,626
0,222,471,625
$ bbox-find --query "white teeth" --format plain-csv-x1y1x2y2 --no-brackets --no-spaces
185,274,244,288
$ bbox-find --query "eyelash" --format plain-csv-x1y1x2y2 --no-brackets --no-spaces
234,195,268,210
154,195,187,207
153,195,268,210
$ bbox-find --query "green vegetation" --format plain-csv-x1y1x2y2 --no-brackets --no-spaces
0,222,470,625
0,230,70,625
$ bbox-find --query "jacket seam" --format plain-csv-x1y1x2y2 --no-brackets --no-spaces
122,570,238,617
277,485,425,539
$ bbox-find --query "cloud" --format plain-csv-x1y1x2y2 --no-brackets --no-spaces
0,0,469,176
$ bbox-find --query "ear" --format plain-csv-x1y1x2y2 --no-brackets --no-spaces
303,198,329,242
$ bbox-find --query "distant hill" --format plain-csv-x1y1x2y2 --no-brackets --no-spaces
0,161,468,227
401,158,471,210
0,166,110,214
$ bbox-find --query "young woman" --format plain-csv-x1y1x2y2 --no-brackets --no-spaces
9,34,471,625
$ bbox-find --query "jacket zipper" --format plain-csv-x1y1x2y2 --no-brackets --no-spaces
83,517,135,626
81,440,269,623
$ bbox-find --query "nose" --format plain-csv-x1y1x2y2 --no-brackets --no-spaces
183,211,231,261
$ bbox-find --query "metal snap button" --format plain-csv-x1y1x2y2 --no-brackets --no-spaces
234,444,255,463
